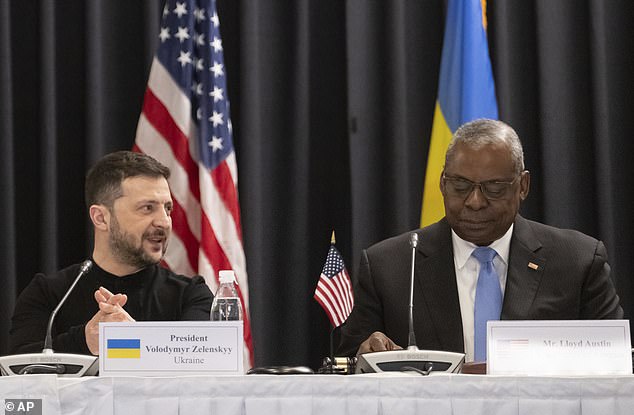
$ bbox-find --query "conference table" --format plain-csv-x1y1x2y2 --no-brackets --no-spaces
2,373,634,415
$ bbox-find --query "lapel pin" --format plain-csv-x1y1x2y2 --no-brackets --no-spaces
528,262,539,270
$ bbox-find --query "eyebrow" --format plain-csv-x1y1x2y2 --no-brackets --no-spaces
445,174,515,183
134,198,172,206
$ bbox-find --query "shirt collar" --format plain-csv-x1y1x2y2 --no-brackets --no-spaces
451,223,514,269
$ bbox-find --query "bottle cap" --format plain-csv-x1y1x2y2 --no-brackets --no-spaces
218,270,236,284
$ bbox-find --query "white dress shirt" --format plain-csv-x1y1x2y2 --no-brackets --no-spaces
451,224,513,362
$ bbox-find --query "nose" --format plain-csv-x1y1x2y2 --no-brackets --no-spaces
464,184,489,210
153,207,172,229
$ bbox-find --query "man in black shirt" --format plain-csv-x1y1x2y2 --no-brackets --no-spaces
9,151,213,355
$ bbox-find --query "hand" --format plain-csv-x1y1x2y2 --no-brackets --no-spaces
356,331,403,356
84,287,135,355
94,286,128,308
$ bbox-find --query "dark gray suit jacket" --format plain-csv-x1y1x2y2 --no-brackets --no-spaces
338,215,623,356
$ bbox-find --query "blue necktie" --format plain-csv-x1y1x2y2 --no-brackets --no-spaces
472,247,502,362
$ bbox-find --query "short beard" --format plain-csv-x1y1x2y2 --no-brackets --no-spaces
108,214,166,270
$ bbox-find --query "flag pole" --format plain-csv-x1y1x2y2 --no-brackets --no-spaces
328,230,336,370
315,229,353,373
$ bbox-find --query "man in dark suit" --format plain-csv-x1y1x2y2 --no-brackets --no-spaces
338,119,623,362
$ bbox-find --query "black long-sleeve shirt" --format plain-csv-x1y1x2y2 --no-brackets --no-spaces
9,261,213,355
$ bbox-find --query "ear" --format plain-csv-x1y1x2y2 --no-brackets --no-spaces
439,168,446,194
89,205,110,231
519,170,531,201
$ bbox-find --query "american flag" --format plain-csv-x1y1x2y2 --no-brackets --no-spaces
314,245,354,327
134,0,253,367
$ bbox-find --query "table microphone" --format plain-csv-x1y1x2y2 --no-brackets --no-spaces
355,232,465,374
0,260,100,377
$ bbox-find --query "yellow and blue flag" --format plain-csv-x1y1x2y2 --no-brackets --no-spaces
421,0,498,226
106,339,141,359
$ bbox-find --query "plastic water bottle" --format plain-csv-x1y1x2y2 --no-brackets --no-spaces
210,270,243,321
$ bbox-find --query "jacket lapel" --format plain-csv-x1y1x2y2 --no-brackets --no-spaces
502,215,546,319
416,220,464,352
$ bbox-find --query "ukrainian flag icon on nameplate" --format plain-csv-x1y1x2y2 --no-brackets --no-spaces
107,339,141,358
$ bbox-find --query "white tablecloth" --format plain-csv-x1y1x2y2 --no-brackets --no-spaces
2,373,634,415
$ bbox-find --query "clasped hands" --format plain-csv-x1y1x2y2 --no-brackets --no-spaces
85,287,135,355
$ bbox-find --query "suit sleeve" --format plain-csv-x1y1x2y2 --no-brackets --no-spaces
179,275,214,320
581,241,623,319
337,249,385,356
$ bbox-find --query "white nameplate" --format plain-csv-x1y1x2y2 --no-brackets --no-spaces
99,321,244,376
487,320,631,375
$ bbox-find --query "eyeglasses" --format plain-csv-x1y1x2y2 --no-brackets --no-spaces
442,174,522,200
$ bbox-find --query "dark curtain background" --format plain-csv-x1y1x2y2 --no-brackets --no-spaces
1,0,633,370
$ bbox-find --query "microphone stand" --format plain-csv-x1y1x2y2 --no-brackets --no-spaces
0,260,100,377
407,233,418,351
355,232,465,374
42,260,93,353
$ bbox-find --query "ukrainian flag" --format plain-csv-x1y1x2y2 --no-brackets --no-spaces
421,0,499,226
106,339,141,358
